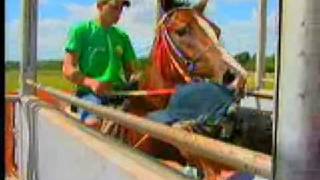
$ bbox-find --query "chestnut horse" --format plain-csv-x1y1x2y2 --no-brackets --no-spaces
103,0,248,179
125,0,247,149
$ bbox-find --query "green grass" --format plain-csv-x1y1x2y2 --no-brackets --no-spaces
5,69,75,93
246,72,275,91
5,68,274,93
5,69,18,93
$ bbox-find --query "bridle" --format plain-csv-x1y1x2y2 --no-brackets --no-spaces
156,8,218,80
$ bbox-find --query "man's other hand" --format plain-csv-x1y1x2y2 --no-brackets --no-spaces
83,78,113,95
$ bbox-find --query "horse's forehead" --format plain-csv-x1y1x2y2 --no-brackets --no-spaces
170,11,194,26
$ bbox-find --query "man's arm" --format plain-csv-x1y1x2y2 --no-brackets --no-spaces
62,52,85,85
63,52,112,95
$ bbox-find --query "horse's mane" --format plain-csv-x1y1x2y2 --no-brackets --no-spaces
160,0,191,12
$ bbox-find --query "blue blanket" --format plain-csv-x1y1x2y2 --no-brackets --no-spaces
147,82,236,126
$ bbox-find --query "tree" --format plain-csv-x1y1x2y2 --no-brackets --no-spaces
234,51,251,66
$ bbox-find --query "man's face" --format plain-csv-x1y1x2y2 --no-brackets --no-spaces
98,0,125,24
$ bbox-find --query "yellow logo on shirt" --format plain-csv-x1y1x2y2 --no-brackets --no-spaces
115,45,123,58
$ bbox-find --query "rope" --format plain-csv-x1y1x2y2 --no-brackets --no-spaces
133,134,150,149
107,89,176,96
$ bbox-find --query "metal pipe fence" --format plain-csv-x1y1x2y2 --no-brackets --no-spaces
26,79,272,178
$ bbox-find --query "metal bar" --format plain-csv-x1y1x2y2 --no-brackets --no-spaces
262,78,274,83
246,91,273,99
272,2,281,178
107,89,176,96
255,0,267,90
5,95,20,102
26,79,271,178
276,0,320,179
21,0,38,95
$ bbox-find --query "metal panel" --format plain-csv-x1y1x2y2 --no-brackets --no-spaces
17,96,188,180
276,0,320,179
15,102,30,180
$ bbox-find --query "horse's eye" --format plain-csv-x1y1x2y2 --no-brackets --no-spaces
175,27,189,36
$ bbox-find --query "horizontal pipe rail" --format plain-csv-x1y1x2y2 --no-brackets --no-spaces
262,78,274,83
26,79,272,178
246,91,274,99
5,95,20,102
108,89,176,96
109,89,274,100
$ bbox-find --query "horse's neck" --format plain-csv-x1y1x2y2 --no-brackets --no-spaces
135,50,188,111
141,48,187,90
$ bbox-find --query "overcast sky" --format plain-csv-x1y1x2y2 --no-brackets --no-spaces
5,0,278,61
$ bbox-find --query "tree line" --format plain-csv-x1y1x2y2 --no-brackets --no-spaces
5,60,63,70
234,51,275,73
5,52,275,73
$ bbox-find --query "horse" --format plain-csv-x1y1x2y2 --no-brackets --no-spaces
101,0,249,179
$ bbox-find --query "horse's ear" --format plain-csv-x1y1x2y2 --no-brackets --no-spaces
193,0,209,14
159,0,175,12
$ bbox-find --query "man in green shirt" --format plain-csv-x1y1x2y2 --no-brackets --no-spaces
63,0,137,129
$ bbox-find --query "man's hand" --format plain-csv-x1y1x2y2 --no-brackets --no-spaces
129,71,142,82
83,78,113,96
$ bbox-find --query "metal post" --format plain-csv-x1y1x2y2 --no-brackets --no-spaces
20,0,38,95
256,0,267,90
276,0,320,179
272,3,280,179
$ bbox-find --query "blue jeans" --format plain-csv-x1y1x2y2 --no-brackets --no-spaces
77,93,111,123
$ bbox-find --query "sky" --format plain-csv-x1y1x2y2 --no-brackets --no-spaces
5,0,279,61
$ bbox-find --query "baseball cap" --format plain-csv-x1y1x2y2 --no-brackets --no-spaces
97,0,131,7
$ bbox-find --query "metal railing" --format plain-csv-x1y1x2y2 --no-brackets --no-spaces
246,91,273,100
26,79,272,178
5,95,20,102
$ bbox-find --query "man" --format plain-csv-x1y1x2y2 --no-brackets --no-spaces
63,0,137,129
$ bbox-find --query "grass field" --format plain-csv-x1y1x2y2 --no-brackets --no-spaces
5,69,75,93
5,69,274,93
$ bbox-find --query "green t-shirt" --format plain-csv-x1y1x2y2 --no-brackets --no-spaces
64,20,137,93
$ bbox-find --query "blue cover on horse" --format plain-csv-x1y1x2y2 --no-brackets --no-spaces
147,82,236,125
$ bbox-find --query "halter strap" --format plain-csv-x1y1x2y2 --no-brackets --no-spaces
155,8,220,81
161,32,192,83
159,9,199,75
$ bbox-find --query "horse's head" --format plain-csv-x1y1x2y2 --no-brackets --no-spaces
134,0,248,111
153,0,247,93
